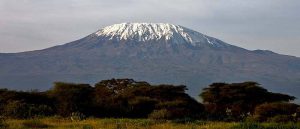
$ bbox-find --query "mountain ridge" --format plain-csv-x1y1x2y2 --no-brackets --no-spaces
0,23,299,100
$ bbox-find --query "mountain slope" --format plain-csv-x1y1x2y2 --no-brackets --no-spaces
0,23,299,99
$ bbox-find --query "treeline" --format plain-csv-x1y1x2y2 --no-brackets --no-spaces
0,79,299,122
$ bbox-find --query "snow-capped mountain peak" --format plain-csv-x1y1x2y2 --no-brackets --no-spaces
94,23,227,47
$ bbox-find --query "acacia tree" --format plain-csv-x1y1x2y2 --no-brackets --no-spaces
200,82,295,120
93,78,152,117
125,84,204,119
48,82,94,117
93,78,204,119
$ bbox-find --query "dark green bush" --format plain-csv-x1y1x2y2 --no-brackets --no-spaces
3,100,53,119
253,102,299,122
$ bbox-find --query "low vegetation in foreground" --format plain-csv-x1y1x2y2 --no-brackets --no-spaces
0,78,300,128
1,118,300,129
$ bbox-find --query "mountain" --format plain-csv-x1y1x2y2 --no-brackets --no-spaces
0,23,300,100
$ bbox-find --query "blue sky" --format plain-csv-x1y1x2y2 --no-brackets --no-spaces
0,0,299,57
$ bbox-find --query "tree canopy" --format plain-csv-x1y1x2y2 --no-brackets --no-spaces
0,79,298,122
200,82,295,120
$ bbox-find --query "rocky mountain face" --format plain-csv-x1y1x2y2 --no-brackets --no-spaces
0,23,299,99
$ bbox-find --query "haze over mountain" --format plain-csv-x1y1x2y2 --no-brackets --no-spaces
0,23,299,99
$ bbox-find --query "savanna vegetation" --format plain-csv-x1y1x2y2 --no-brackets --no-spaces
0,78,299,129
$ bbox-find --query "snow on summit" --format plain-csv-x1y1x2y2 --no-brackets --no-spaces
95,23,227,47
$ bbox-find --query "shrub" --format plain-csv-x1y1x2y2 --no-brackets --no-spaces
200,82,296,121
127,97,157,118
232,122,300,129
253,102,298,122
82,124,93,129
231,122,264,129
3,100,54,119
296,107,300,122
0,116,6,128
245,115,261,122
148,108,194,120
148,109,172,120
22,119,49,128
3,100,29,119
0,123,7,129
0,120,7,129
268,115,293,123
27,104,54,118
154,100,203,120
49,82,94,117
70,112,86,121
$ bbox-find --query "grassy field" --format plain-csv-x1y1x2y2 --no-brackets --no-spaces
1,118,300,129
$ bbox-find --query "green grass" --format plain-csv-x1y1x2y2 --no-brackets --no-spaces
2,117,300,129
